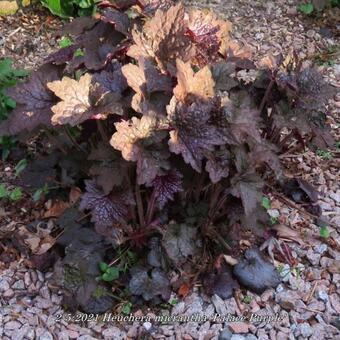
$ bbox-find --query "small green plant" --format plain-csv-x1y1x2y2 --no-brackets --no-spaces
298,0,339,15
0,183,23,202
0,135,16,160
320,225,330,238
169,298,178,306
58,37,73,48
316,149,333,160
41,0,96,18
121,302,132,315
33,184,50,202
99,262,120,282
74,48,85,58
0,59,28,120
242,295,253,304
270,216,279,225
298,2,314,14
262,197,271,210
14,159,27,177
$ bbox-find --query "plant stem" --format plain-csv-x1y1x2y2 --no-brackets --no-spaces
97,120,109,143
63,126,86,154
135,181,145,228
145,190,156,227
259,78,275,113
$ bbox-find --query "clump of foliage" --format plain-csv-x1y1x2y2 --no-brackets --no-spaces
41,0,96,18
1,0,335,309
0,58,28,121
298,0,339,14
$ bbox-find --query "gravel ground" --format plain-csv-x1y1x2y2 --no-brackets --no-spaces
0,1,339,340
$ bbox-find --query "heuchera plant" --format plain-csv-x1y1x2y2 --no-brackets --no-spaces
0,0,335,304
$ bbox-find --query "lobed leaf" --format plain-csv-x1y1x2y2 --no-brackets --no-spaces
0,64,63,136
128,3,195,70
173,59,215,102
167,98,224,172
48,73,123,126
110,116,170,185
151,170,183,208
186,8,231,64
79,180,134,227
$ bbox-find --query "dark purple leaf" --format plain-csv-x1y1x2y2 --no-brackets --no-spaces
100,9,130,35
151,170,183,208
92,62,128,95
203,265,239,299
205,147,230,183
122,57,172,96
162,222,200,266
167,98,224,172
45,45,80,65
76,22,125,71
79,180,134,226
59,17,99,36
98,0,140,10
129,266,171,301
0,64,63,136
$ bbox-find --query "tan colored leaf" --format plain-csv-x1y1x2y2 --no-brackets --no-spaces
223,255,239,266
174,59,215,102
128,3,195,70
47,74,92,126
44,200,71,218
272,224,305,245
187,8,232,57
122,57,172,96
69,187,82,205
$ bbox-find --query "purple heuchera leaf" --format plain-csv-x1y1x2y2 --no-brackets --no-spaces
45,45,80,65
167,98,224,172
0,64,63,136
205,147,230,184
151,170,183,208
79,180,134,227
76,22,125,71
59,16,98,36
129,266,171,301
100,9,130,36
92,62,128,95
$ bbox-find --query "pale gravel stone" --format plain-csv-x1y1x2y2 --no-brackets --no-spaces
212,294,228,315
12,280,25,290
102,327,126,339
0,280,10,292
4,321,21,330
171,301,185,316
314,244,328,254
3,289,14,298
24,272,31,287
37,331,53,340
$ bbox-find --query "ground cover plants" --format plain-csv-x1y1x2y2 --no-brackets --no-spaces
0,0,336,313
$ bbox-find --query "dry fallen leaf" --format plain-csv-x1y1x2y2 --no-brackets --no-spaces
69,187,82,205
44,200,70,218
223,254,239,266
272,224,305,245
